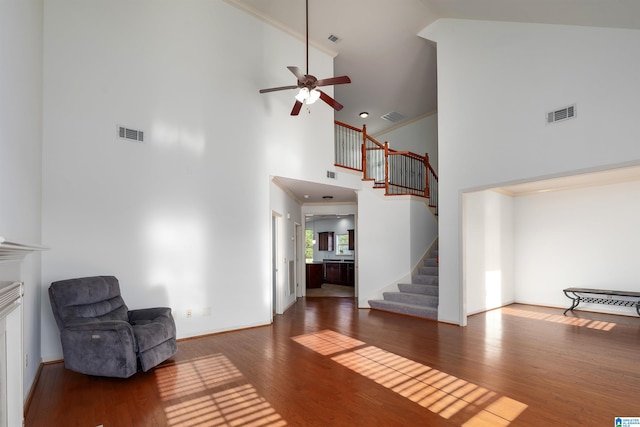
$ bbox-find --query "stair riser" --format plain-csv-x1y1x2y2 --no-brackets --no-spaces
383,292,438,307
413,275,439,286
424,259,438,267
369,300,437,320
398,283,438,296
418,266,439,276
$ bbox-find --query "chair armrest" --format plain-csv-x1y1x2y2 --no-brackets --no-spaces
128,307,176,341
128,307,172,323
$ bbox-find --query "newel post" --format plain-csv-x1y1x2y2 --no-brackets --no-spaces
424,153,430,198
384,141,389,196
362,124,367,180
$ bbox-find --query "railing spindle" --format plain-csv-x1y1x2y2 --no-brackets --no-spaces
334,120,438,215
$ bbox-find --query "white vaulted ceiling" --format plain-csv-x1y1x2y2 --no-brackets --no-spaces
230,0,640,200
228,0,640,135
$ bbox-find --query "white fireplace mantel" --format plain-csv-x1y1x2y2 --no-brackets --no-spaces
0,236,48,263
0,281,23,427
0,236,46,427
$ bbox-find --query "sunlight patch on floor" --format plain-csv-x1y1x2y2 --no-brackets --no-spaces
155,354,287,427
291,329,365,355
292,330,527,426
500,306,616,331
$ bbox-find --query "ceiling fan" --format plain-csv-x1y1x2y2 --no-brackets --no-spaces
258,0,351,116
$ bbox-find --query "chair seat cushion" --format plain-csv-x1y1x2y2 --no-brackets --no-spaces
131,316,175,353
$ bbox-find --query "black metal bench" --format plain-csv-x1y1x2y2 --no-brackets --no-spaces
563,287,640,316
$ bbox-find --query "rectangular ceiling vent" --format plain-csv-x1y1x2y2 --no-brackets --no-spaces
381,111,405,123
326,170,336,179
118,125,144,142
546,104,576,124
327,34,340,43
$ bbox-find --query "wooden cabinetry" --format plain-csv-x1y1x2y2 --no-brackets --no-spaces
318,232,334,251
346,262,354,284
323,262,354,286
324,262,341,284
306,264,324,289
348,229,355,251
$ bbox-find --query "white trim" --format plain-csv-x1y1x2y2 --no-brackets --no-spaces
0,238,47,264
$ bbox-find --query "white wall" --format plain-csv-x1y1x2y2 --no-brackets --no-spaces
420,19,640,324
409,198,438,267
0,0,43,402
352,113,439,306
465,180,640,317
357,183,438,307
374,112,439,174
41,0,339,361
270,180,303,313
463,190,514,315
514,180,640,314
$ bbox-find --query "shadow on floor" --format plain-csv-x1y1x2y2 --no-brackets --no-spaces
306,283,354,297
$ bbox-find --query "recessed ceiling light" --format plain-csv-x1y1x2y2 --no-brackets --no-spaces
304,194,309,199
359,112,369,118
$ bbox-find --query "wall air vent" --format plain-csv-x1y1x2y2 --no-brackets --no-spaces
546,104,576,124
381,111,405,123
327,171,336,179
118,125,144,142
328,34,340,43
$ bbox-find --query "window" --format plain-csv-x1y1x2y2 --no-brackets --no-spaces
305,229,314,263
336,234,352,255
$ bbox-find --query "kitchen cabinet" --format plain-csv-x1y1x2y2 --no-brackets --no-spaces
318,232,334,251
346,262,354,284
323,261,354,286
306,263,324,289
324,262,341,284
348,229,355,251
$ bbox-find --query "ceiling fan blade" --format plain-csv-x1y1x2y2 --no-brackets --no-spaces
291,100,303,116
315,75,351,87
259,85,298,94
287,66,307,83
318,90,344,111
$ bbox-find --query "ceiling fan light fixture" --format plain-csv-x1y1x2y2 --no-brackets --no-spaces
258,0,350,116
308,88,320,104
294,88,308,103
295,88,320,105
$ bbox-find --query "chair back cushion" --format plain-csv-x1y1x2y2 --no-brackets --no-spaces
49,276,129,330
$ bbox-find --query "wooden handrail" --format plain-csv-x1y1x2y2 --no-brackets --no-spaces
334,120,438,215
387,150,425,160
366,134,385,149
428,164,438,180
335,120,363,133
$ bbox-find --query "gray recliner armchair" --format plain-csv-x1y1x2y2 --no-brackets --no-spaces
49,275,177,378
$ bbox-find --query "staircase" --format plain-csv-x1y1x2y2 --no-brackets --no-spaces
368,243,438,320
333,120,439,320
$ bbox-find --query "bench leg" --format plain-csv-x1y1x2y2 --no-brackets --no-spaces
563,291,581,316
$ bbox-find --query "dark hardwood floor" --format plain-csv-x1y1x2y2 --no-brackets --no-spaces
26,298,640,426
